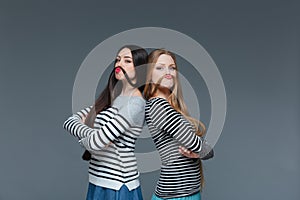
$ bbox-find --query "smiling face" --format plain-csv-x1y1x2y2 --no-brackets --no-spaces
114,48,136,82
151,54,177,89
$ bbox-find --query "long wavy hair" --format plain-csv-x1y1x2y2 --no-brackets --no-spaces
82,45,148,160
144,49,206,189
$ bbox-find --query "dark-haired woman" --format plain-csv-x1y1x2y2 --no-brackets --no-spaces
63,45,148,200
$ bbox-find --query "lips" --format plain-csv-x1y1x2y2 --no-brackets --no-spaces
164,74,172,79
115,67,121,73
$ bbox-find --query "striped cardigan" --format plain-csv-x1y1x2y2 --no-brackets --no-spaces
63,96,145,191
145,97,203,198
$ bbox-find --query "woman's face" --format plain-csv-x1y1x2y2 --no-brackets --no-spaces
151,54,177,89
114,48,136,81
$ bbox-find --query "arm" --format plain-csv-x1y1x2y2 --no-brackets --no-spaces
201,149,214,160
78,98,145,151
199,140,214,160
149,98,202,152
179,142,214,160
63,106,92,139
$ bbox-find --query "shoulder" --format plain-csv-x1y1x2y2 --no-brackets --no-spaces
114,95,145,108
114,96,145,126
127,96,145,120
146,97,171,110
128,96,145,108
127,97,145,126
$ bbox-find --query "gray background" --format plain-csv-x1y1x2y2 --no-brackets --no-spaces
0,0,299,199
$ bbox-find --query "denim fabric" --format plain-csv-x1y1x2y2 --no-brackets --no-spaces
86,183,143,200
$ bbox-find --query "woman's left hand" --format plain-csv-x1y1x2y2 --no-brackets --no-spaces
81,115,86,124
179,146,199,158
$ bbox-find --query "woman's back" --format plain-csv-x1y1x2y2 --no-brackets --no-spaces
145,97,202,198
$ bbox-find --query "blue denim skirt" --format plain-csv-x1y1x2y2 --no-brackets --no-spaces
86,183,143,200
151,192,201,200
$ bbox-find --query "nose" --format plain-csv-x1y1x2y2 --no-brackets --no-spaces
115,60,122,70
115,60,122,71
165,67,171,74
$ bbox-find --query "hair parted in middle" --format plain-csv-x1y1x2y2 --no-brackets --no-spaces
144,49,206,137
143,49,206,189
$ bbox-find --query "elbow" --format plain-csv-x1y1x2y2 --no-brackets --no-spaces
63,118,70,130
201,149,214,160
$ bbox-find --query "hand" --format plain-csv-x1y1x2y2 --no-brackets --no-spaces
81,115,86,124
179,146,199,158
105,142,113,148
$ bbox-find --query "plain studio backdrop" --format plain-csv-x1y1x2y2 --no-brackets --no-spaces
0,0,299,199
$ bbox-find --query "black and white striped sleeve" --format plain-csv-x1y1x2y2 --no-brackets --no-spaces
149,98,202,152
63,106,92,139
78,101,144,151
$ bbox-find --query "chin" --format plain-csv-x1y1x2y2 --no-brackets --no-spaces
161,82,174,89
115,75,124,80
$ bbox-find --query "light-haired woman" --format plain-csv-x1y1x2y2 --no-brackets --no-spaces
144,49,213,200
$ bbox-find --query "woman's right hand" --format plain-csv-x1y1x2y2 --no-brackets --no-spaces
179,146,200,158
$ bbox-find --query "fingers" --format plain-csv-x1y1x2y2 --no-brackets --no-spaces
179,146,185,153
179,146,200,158
81,116,86,123
179,146,192,156
179,146,189,155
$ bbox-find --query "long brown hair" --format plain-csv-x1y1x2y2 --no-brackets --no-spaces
82,45,148,160
85,45,148,127
144,49,206,189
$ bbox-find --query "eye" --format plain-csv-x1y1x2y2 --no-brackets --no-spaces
169,66,176,71
125,60,132,63
155,66,164,70
115,58,120,63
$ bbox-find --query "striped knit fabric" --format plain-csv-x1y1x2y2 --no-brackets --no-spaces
145,97,203,198
63,96,145,191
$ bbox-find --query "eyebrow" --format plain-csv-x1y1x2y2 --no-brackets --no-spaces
156,63,176,66
117,55,133,59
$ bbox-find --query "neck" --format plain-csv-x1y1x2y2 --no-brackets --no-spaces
120,81,138,96
153,86,171,99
